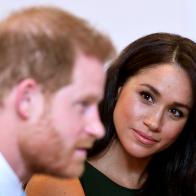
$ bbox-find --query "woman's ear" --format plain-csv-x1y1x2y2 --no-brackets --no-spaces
15,78,37,120
118,87,122,95
116,87,122,99
115,87,122,102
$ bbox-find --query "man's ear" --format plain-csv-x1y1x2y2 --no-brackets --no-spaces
15,78,38,120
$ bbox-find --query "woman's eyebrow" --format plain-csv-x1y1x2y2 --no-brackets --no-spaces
140,83,160,96
172,102,191,111
141,83,191,111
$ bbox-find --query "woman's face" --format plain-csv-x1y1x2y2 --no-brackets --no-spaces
113,63,193,158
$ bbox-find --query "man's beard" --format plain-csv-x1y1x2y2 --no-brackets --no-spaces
18,107,69,177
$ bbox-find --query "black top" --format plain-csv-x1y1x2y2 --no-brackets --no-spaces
80,161,140,196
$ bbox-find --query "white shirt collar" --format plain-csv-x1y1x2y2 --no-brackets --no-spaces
0,153,25,196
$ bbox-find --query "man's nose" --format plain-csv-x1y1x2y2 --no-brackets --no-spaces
85,107,105,139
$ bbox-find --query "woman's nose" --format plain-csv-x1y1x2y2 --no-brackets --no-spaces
143,108,163,132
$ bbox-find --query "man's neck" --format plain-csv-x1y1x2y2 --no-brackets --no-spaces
0,145,30,183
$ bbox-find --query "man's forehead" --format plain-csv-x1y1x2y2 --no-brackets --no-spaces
77,85,104,101
72,53,103,77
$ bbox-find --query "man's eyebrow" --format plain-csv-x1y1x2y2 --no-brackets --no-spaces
80,93,103,102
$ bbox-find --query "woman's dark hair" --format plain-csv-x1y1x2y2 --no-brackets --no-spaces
88,33,196,196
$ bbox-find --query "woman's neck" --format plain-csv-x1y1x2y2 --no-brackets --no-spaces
89,139,151,189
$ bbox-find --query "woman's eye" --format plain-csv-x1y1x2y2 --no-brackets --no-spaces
140,91,154,103
169,108,184,119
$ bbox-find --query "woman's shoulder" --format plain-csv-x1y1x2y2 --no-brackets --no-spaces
25,174,85,196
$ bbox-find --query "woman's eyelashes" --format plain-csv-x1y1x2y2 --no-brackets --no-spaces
139,90,185,120
168,108,184,119
139,90,154,104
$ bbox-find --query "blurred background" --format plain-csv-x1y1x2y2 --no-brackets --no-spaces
0,0,195,52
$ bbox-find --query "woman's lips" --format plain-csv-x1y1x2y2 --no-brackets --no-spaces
132,129,159,145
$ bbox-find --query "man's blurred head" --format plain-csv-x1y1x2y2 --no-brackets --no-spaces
0,6,115,179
